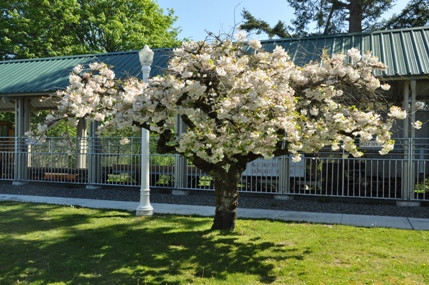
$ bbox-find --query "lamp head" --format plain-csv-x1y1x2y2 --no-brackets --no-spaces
139,45,154,66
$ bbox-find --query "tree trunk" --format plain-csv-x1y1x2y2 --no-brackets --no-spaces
191,156,251,231
211,166,243,231
348,0,363,33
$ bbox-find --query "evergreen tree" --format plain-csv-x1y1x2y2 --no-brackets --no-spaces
240,9,290,38
380,0,429,29
240,0,427,38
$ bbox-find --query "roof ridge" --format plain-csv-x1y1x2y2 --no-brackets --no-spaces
2,51,138,64
260,25,429,44
0,48,172,64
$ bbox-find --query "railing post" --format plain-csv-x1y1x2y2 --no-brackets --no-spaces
408,137,415,200
278,155,289,195
13,136,27,184
87,136,95,186
86,122,102,189
174,155,188,190
341,148,346,196
275,155,294,200
401,138,412,201
172,115,189,195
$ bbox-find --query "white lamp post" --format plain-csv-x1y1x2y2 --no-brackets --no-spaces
136,45,154,216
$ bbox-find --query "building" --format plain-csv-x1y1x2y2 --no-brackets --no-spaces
1,26,428,203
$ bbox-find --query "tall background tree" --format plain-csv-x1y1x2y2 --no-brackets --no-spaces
0,0,181,60
240,0,428,38
379,0,429,29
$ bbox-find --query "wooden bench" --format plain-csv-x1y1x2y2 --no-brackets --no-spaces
44,172,79,182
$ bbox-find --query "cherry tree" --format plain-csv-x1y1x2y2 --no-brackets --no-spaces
30,32,407,231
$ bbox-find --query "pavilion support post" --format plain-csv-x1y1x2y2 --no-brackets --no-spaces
401,81,411,201
401,80,420,206
398,80,420,206
86,121,102,189
13,97,30,185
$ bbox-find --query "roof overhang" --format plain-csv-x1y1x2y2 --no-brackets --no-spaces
1,27,428,112
0,94,58,112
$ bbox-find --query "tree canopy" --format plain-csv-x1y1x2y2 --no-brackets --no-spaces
30,32,408,230
379,0,429,29
240,0,428,38
0,0,181,60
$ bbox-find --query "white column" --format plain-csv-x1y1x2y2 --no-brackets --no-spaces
75,118,87,169
136,127,153,215
136,46,154,216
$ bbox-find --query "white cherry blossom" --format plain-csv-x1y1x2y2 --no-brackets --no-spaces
28,36,412,230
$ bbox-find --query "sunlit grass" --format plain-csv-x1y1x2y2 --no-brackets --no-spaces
0,201,428,284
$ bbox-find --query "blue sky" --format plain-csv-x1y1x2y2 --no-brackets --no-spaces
157,0,409,41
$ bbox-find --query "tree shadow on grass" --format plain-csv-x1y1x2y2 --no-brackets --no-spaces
0,201,94,234
0,202,310,284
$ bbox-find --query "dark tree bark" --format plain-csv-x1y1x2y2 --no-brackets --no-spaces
211,166,243,231
348,0,363,33
190,155,249,231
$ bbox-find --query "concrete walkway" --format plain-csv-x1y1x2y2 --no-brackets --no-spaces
1,194,429,230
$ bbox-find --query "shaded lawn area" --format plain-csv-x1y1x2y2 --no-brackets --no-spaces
0,201,428,285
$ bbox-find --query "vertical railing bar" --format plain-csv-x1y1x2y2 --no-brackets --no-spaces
409,137,414,201
341,154,345,197
388,160,392,199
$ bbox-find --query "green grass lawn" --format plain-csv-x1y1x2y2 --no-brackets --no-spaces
0,201,428,285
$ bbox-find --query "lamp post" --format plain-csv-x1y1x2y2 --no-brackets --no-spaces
136,45,154,216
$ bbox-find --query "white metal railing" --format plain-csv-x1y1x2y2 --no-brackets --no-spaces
0,136,14,179
1,136,428,201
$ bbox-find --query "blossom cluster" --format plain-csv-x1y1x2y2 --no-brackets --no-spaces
28,33,407,164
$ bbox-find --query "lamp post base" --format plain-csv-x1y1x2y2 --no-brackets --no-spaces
136,188,153,216
136,206,154,216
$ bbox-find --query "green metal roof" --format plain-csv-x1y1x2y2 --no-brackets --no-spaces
0,48,171,96
0,26,428,98
263,26,429,78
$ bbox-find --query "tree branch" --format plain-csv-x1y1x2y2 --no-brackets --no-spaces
156,129,176,154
